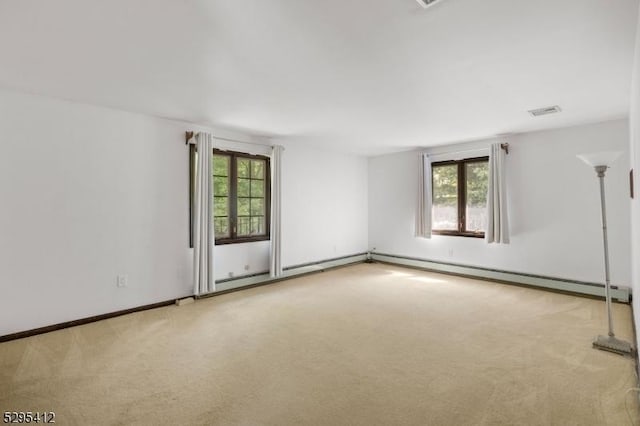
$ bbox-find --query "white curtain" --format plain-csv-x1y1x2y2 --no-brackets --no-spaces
270,145,283,278
416,152,432,238
486,143,510,244
192,132,215,295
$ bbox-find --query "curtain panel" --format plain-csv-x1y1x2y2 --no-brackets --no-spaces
486,143,510,244
416,152,432,238
192,132,215,294
270,145,283,277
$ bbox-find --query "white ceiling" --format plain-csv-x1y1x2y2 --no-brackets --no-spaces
0,0,638,155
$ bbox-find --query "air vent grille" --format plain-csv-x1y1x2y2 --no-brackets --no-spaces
416,0,441,8
528,105,562,117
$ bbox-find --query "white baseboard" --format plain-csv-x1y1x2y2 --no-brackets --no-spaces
371,252,631,303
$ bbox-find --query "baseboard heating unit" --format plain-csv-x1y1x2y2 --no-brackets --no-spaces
211,253,368,294
370,252,631,303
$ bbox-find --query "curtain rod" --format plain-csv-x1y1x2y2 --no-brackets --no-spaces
427,143,509,157
185,131,273,149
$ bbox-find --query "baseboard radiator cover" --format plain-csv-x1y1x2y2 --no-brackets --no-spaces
210,253,368,294
371,252,631,303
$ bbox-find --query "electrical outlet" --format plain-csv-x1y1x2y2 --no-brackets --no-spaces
228,272,234,278
117,275,128,288
448,249,454,257
244,264,250,271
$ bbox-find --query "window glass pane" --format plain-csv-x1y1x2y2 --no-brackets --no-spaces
251,217,264,235
213,176,229,196
238,178,250,197
214,196,228,217
210,152,270,242
237,216,251,236
238,198,250,216
465,162,488,232
213,155,229,176
251,160,265,179
250,180,264,197
238,158,250,178
432,164,458,230
214,217,229,238
250,198,264,216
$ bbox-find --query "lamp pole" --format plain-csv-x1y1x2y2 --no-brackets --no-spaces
577,151,632,354
595,165,614,338
587,163,633,356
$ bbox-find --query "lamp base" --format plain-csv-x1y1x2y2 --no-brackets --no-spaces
593,335,634,356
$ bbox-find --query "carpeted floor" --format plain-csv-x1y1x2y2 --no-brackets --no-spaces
0,263,638,425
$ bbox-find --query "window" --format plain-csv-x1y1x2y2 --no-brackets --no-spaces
212,149,270,244
431,157,488,237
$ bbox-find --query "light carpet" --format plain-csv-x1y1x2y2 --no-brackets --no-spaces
1,263,638,425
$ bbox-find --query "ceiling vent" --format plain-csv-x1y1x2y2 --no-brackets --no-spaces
528,105,562,117
415,0,442,9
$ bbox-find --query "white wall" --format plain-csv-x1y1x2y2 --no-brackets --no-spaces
279,143,369,267
0,89,194,336
369,119,631,286
629,7,640,349
0,89,369,336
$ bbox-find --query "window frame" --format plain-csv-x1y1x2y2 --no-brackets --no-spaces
431,156,489,238
213,149,271,245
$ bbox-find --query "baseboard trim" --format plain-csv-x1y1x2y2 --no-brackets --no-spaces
0,299,179,343
371,252,631,303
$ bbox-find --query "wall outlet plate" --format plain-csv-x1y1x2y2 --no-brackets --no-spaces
117,275,128,288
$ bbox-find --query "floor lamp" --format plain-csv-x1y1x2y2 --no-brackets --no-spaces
577,151,634,356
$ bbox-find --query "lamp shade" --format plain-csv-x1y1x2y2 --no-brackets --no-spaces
576,151,622,168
